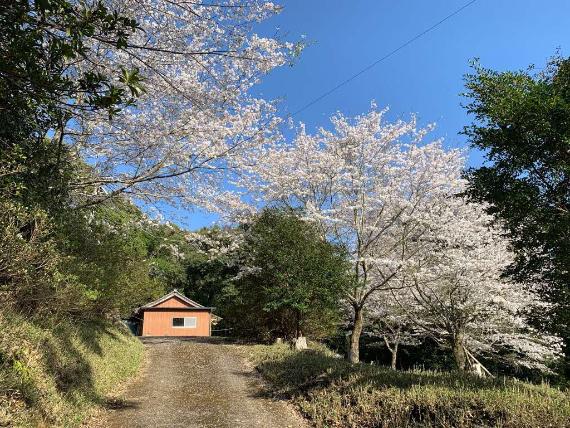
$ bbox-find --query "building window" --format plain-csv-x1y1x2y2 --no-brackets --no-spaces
172,317,197,328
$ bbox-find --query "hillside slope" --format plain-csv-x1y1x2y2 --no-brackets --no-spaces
0,311,143,427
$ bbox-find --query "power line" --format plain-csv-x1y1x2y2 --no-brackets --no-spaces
289,0,478,118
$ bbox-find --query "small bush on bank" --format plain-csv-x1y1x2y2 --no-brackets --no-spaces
0,310,143,427
247,344,570,428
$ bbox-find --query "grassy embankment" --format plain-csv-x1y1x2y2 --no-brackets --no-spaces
0,310,143,427
247,343,570,428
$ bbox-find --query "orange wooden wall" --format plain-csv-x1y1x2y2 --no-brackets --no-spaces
142,310,211,336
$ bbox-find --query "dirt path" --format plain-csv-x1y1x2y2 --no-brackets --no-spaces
102,338,307,428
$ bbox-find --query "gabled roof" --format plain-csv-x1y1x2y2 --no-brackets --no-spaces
140,289,206,310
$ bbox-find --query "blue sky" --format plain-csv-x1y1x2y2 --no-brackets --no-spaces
176,0,570,230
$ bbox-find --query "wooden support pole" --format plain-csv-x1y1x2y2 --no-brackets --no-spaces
463,345,494,378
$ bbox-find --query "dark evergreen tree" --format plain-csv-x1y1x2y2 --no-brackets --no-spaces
463,56,570,376
226,209,351,341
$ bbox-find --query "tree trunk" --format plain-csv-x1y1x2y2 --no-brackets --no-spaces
349,305,364,364
383,335,399,370
390,343,398,370
452,331,467,372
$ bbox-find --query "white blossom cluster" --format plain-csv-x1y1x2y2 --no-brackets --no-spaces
240,105,466,303
237,105,560,368
56,0,559,367
70,1,295,209
397,196,560,369
186,228,243,260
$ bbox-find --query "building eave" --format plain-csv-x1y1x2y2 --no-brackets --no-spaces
140,289,205,309
140,307,214,312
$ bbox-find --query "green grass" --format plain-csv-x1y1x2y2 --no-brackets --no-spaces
0,310,143,427
246,343,570,428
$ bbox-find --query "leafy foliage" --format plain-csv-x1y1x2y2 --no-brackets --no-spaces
184,227,241,311
0,195,173,318
0,201,75,315
0,0,141,213
233,209,351,340
463,56,570,375
185,210,351,341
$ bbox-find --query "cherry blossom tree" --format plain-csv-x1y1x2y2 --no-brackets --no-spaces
397,196,559,371
367,281,420,369
240,105,466,362
65,1,297,208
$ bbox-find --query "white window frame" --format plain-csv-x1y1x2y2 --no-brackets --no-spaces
172,316,197,328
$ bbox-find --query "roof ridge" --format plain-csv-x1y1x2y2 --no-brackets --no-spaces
141,289,206,309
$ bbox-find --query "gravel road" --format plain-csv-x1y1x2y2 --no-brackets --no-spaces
103,337,307,428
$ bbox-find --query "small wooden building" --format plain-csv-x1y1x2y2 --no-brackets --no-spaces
135,290,215,337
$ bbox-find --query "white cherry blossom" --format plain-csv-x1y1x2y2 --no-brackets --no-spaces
239,104,559,368
68,1,295,209
239,105,466,362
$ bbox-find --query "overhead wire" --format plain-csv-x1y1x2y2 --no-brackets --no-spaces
288,0,479,118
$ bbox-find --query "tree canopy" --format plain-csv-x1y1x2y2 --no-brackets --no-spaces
218,209,351,341
1,0,142,212
463,56,570,375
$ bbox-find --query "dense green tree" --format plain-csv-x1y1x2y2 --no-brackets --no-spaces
0,1,154,318
226,209,351,341
0,0,142,211
185,255,238,308
57,200,166,316
0,195,171,318
463,56,570,375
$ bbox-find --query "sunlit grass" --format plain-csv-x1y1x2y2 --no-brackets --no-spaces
247,343,570,428
0,310,143,427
